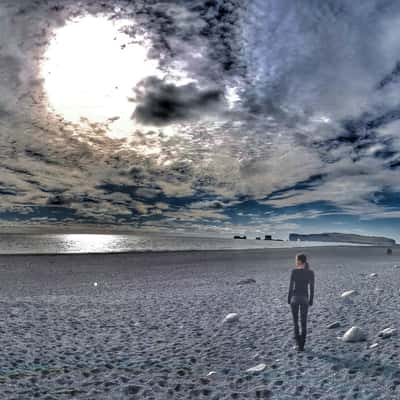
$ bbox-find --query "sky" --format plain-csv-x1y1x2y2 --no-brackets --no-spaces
1,0,400,241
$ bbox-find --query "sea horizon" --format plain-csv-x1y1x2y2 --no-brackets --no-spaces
0,232,380,255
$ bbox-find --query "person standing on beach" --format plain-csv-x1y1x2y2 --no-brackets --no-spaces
287,253,314,352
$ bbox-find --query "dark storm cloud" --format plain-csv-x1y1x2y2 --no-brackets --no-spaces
377,60,400,90
131,76,225,125
188,0,245,75
120,0,245,82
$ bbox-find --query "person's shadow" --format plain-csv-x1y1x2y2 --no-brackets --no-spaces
305,349,400,378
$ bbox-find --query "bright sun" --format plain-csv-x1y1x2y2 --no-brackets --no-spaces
41,14,163,140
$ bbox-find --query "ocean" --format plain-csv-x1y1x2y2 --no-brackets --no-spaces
0,232,370,254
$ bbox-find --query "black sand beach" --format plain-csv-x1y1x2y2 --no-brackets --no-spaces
0,245,399,399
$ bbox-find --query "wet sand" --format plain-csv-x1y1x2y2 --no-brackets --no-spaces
0,245,399,399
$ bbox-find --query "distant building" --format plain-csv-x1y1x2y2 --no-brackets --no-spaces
264,235,272,240
233,235,247,239
256,237,261,240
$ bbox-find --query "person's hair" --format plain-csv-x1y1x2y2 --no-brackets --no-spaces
296,253,309,269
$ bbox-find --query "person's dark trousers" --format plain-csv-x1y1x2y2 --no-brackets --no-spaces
290,298,309,350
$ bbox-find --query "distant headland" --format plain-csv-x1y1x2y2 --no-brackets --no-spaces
289,232,396,246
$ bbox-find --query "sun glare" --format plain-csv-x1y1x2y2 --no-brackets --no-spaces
41,15,163,140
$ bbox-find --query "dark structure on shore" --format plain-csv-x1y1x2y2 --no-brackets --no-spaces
264,235,272,240
233,235,247,239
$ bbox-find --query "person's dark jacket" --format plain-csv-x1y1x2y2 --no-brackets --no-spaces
288,268,314,306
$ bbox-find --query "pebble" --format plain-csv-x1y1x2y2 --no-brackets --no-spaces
236,278,256,285
222,313,239,324
340,290,358,298
341,326,367,342
123,385,142,395
246,363,267,373
378,327,397,338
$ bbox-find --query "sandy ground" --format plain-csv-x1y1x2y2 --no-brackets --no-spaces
0,245,399,399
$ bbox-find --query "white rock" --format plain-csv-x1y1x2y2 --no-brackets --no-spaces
369,343,379,349
222,313,239,324
93,282,98,287
340,290,358,298
341,326,367,342
246,363,266,373
207,371,217,377
378,327,397,338
369,273,378,278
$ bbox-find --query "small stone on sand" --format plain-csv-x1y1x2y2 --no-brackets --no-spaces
222,313,239,324
236,278,256,285
246,363,266,373
340,290,358,298
341,326,367,342
378,327,397,338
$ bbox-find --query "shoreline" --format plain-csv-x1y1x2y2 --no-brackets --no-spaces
0,244,396,257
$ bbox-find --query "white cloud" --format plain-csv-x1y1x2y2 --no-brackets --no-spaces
1,0,400,238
